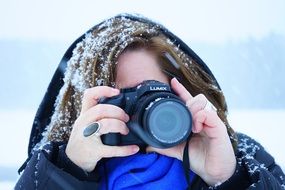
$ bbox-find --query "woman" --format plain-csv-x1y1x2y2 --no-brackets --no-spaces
16,14,284,189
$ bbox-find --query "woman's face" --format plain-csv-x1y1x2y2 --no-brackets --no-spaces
115,49,169,89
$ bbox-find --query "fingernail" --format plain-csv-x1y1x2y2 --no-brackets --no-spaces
112,88,120,95
173,77,178,83
133,146,140,153
126,128,130,134
125,114,130,121
192,126,198,133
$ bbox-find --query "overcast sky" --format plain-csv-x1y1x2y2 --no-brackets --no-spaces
0,0,284,43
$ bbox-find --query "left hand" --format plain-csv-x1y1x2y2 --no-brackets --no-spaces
146,78,236,186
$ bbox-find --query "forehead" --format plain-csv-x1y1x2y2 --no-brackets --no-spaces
115,50,168,88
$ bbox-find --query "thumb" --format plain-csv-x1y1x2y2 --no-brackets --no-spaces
146,145,184,161
81,86,120,113
146,146,164,154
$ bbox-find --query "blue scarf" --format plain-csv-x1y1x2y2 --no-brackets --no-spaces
98,152,195,190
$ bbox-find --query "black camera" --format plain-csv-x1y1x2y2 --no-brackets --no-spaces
99,80,192,149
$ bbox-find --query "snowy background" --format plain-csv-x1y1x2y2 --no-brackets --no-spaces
0,0,284,189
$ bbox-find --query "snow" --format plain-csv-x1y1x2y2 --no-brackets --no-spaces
145,97,164,110
0,109,284,189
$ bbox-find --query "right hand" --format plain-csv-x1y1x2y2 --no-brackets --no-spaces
65,86,140,172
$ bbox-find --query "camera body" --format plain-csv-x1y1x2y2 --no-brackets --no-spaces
99,80,192,149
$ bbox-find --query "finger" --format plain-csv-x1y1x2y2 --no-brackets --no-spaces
170,78,193,102
192,110,225,138
80,104,129,126
102,145,140,158
98,118,129,135
186,94,207,114
81,86,120,113
146,145,184,161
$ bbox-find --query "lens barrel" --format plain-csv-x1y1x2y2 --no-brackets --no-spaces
143,98,192,147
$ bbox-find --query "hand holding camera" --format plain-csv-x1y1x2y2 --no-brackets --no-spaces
148,78,236,186
65,86,140,172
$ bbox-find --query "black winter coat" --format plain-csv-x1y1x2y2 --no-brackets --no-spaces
15,133,285,189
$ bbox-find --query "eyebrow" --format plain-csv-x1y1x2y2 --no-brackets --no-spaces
115,81,143,89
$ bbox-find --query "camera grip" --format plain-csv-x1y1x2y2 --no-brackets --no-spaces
101,133,120,146
98,94,124,105
99,94,124,146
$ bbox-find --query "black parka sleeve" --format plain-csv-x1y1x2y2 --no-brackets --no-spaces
15,143,100,190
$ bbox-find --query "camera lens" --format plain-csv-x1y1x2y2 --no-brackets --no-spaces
144,99,192,146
